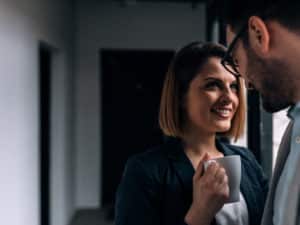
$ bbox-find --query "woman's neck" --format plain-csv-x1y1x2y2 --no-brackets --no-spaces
183,134,219,155
182,130,223,169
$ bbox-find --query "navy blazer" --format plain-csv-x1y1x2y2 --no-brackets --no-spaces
115,138,268,225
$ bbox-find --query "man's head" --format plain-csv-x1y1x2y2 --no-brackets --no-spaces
220,0,300,112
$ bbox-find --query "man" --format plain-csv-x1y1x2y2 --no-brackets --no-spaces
218,0,300,225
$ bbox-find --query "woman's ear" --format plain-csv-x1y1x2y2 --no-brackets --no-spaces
248,16,271,57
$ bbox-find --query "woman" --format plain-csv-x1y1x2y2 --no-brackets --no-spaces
115,42,268,225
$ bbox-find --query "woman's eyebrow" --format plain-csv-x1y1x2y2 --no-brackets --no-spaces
203,77,237,83
203,77,220,81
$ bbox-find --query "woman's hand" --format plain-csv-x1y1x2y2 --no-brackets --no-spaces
185,153,229,225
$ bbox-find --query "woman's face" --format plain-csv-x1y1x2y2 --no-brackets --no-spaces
184,57,239,135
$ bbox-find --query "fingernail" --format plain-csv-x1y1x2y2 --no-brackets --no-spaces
204,160,216,170
207,160,217,165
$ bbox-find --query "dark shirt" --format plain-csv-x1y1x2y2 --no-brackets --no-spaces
115,138,268,225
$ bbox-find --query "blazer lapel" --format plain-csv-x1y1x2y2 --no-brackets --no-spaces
261,121,293,225
166,138,195,205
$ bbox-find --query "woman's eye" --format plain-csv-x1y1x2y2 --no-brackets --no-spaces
230,83,239,92
205,82,219,89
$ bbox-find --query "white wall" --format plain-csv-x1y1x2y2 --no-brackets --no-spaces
0,1,75,225
74,0,206,208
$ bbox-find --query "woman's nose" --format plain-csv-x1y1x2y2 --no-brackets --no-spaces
220,88,233,104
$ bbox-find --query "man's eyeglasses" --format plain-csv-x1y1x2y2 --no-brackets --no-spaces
221,24,248,78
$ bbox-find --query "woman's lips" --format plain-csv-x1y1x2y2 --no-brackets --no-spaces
211,108,232,119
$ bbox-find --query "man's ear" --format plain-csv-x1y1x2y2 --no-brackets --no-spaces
248,16,270,56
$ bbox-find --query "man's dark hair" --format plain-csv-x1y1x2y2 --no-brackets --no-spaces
218,0,300,32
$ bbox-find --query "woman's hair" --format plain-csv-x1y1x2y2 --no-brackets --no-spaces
159,42,246,142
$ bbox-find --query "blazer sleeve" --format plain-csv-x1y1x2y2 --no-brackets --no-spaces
115,156,162,225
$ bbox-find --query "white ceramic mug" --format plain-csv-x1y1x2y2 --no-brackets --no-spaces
204,155,241,203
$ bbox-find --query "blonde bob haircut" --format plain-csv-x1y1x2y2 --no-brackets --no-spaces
159,42,246,142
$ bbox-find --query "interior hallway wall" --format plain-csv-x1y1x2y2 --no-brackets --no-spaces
74,0,206,208
0,1,75,225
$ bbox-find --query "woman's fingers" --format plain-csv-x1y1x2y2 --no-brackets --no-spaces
214,168,229,199
204,163,229,192
215,167,227,184
204,160,219,179
190,157,230,223
194,156,229,199
194,153,210,179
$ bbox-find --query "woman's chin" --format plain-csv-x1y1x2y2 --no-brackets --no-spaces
214,123,231,133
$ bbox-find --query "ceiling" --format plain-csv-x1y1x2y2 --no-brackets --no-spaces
115,0,208,3
113,0,210,10
132,0,205,2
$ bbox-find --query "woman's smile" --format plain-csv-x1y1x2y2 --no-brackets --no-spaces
211,106,233,119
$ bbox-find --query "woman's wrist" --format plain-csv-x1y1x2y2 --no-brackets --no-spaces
184,204,212,225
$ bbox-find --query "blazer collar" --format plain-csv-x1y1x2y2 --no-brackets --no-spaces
216,139,236,156
165,137,189,162
165,137,235,162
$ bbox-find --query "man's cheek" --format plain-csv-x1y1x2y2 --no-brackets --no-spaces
237,49,248,75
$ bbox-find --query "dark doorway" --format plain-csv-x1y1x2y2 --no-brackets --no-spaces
100,49,174,208
39,45,52,225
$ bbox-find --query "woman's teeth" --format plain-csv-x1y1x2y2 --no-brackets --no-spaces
213,109,231,117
